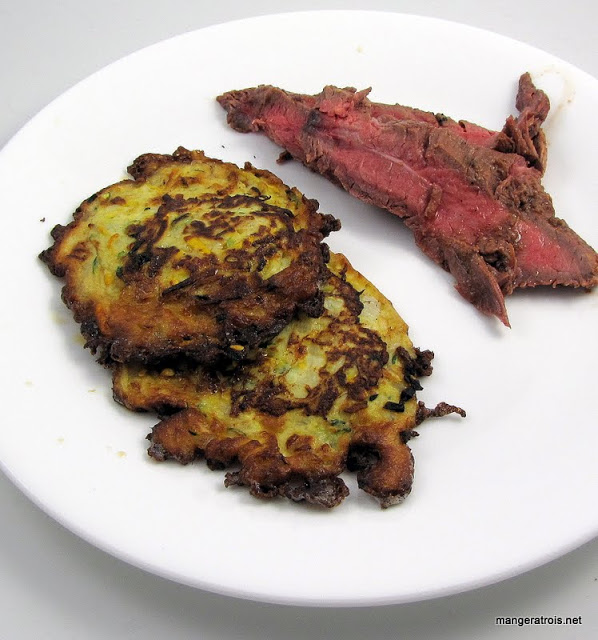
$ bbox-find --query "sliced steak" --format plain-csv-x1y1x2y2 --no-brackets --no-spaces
217,74,597,325
369,73,549,172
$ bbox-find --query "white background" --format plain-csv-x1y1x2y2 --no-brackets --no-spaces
1,1,596,638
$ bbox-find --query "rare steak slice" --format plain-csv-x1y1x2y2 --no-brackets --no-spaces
217,74,598,326
368,72,549,173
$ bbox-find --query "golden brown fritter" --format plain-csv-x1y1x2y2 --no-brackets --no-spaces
40,148,339,365
113,252,465,508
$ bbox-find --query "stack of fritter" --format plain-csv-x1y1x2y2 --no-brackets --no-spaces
41,147,463,508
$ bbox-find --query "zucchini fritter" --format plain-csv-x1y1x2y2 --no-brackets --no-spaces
40,148,339,365
113,252,465,508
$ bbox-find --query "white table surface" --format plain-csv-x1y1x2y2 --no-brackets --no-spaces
1,1,596,638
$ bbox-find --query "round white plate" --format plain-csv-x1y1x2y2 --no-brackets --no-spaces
1,11,596,607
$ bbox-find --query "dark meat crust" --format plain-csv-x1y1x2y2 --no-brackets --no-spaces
40,148,340,366
217,75,598,326
497,72,550,172
114,251,465,508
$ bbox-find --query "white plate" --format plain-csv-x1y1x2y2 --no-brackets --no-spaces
1,11,597,607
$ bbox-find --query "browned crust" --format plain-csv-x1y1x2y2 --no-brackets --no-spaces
146,408,350,507
40,148,340,366
130,258,465,509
